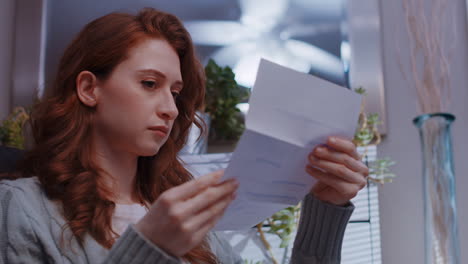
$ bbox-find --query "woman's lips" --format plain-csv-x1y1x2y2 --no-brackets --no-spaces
148,126,169,137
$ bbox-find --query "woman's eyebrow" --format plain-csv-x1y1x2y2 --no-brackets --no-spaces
137,69,166,79
137,69,183,89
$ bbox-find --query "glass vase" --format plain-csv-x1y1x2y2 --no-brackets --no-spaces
413,113,460,264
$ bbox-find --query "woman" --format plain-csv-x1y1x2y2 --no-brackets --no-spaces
0,8,369,264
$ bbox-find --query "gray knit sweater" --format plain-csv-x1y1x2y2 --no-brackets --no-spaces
0,177,354,263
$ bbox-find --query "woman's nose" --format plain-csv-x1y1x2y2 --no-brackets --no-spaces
156,92,179,121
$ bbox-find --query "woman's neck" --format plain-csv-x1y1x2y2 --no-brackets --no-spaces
92,133,139,205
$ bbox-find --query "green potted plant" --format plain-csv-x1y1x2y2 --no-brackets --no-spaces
203,59,250,153
0,107,30,149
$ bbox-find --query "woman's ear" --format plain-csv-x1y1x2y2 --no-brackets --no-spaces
76,71,99,107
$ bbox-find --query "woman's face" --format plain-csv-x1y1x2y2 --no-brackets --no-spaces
94,38,182,156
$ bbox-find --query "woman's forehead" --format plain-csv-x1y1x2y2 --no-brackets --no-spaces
120,38,182,81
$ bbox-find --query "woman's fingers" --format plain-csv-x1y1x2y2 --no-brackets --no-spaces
164,170,224,201
136,171,235,258
306,166,361,200
310,181,328,195
189,191,235,230
197,192,235,234
191,209,226,246
308,155,367,185
327,136,361,160
179,178,238,217
312,146,369,177
187,193,234,245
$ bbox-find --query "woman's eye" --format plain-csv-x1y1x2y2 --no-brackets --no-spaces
141,80,157,89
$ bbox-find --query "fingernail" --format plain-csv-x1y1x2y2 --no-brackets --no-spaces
356,160,365,168
212,171,223,180
315,147,325,154
329,137,337,143
360,162,368,170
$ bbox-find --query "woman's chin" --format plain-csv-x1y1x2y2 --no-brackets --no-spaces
137,144,161,157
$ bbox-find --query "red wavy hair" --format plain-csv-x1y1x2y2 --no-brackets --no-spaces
10,8,217,264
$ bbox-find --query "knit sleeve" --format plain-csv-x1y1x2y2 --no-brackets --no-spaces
0,187,45,264
0,181,180,264
103,225,181,264
290,193,354,264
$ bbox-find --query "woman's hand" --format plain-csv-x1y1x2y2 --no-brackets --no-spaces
135,170,238,257
306,136,369,206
